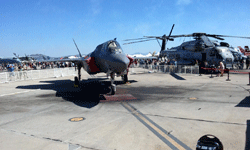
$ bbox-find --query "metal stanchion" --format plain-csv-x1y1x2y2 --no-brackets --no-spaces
226,69,230,81
248,72,250,85
210,70,214,78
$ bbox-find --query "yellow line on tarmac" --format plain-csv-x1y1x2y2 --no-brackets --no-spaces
122,102,186,150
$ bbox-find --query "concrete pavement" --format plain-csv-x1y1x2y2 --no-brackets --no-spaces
0,69,249,149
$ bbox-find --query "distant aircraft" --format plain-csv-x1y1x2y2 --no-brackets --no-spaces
127,52,158,60
227,46,247,62
55,38,133,95
0,57,21,64
238,46,250,58
13,53,36,63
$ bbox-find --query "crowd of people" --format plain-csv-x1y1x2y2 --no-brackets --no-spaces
1,58,250,77
0,61,75,72
132,58,177,68
132,58,238,77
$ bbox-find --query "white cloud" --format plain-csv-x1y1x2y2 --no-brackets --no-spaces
176,0,192,5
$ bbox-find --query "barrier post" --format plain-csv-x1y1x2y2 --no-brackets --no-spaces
226,69,230,81
248,72,250,85
5,72,7,83
210,69,213,78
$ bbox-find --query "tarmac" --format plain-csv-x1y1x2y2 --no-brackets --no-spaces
0,68,250,150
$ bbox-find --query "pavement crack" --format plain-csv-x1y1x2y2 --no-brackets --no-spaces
219,79,250,94
145,114,246,126
5,129,100,150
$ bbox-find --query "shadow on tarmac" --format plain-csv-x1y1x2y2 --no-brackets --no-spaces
16,79,137,108
245,120,250,150
235,96,250,107
170,73,186,80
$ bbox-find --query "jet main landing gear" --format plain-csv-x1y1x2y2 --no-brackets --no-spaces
122,74,128,83
74,64,82,88
74,76,79,88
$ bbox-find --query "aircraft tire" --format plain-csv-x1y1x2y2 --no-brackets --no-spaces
74,76,79,87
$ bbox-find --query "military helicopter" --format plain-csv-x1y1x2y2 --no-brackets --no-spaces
124,24,250,67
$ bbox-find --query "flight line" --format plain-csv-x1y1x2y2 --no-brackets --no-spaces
1,24,250,149
122,102,192,150
0,68,250,149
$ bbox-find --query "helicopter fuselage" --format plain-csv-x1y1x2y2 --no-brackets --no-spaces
161,40,234,66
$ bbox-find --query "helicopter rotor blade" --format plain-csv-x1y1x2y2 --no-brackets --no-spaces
123,39,157,45
165,24,175,46
123,37,154,41
206,34,250,40
212,36,224,40
168,24,175,37
169,34,193,38
156,39,162,48
144,36,161,38
214,35,250,39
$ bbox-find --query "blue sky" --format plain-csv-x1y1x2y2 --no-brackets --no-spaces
1,0,250,57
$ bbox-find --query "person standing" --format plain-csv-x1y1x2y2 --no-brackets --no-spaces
240,58,244,69
7,64,15,80
217,62,225,77
174,59,177,73
199,61,205,75
246,58,249,69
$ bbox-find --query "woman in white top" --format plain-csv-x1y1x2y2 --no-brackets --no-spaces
219,62,225,77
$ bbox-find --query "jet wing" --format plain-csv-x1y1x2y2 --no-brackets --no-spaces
37,57,86,67
132,56,158,60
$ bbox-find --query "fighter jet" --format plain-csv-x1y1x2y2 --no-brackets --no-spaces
0,56,21,64
59,38,133,95
13,53,36,63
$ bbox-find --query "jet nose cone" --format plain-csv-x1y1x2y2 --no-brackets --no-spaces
117,58,130,70
109,54,130,73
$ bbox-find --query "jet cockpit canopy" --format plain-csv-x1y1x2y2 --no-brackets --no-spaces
108,41,123,53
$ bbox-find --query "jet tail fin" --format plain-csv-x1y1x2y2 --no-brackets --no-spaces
13,53,19,58
238,46,245,54
73,39,82,58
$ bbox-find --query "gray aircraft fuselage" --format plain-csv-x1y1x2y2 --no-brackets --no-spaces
81,40,131,75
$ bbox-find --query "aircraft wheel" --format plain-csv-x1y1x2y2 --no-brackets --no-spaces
74,76,79,88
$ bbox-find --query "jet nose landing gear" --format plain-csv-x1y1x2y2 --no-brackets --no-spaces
110,72,116,95
111,84,116,95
